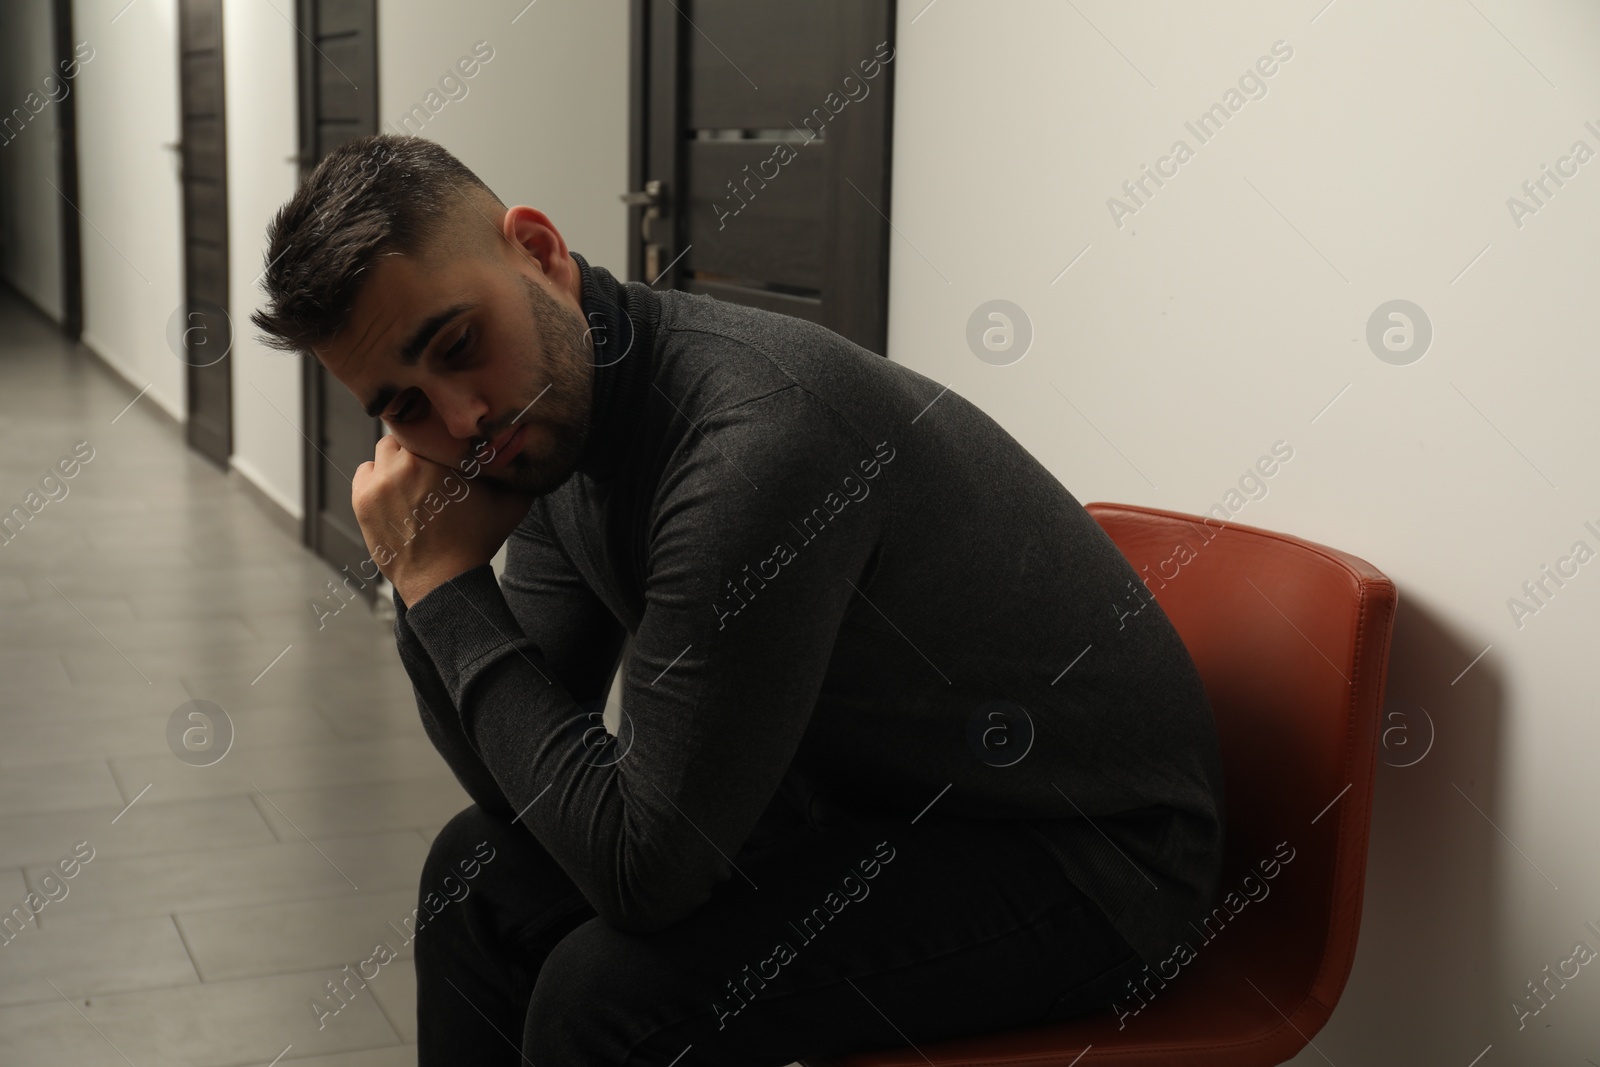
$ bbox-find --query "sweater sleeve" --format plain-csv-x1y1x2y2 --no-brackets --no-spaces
400,386,892,933
393,500,627,823
498,499,629,712
393,593,516,821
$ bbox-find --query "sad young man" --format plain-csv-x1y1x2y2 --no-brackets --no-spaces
252,134,1225,1066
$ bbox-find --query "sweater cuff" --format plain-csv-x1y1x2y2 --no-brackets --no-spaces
400,563,542,709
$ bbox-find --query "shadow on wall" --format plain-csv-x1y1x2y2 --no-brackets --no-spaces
0,39,94,148
1337,592,1505,1063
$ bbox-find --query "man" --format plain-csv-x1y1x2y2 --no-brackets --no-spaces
252,134,1226,1066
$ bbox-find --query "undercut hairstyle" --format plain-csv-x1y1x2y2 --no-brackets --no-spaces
250,134,506,357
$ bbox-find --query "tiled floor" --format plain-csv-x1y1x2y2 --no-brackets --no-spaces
0,286,456,1064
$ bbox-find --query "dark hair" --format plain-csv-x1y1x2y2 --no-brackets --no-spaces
250,134,504,356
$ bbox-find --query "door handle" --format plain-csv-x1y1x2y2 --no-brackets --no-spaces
620,179,667,239
620,179,671,277
618,179,664,208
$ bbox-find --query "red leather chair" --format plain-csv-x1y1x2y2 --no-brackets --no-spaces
801,502,1398,1067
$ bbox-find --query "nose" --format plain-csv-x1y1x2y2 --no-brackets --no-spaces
433,381,489,442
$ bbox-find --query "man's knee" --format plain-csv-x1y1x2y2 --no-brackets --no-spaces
416,803,596,949
422,804,501,881
525,921,670,1057
414,805,504,930
528,921,790,1065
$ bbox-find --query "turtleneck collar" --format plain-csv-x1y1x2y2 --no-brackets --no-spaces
569,250,663,483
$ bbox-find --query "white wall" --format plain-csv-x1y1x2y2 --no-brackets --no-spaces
375,0,629,276
72,0,185,424
0,0,66,319
224,0,302,517
889,1,1600,1062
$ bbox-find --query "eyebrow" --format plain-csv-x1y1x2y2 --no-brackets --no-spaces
362,301,474,418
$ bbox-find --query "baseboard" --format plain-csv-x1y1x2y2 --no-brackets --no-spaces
2,277,63,329
227,458,300,543
76,328,184,429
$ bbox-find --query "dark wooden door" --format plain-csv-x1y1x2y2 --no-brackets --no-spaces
53,0,81,340
178,0,232,466
295,0,381,602
627,0,896,355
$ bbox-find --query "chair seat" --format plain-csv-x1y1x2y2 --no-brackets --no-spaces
799,908,1325,1066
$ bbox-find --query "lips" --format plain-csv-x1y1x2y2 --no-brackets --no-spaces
483,423,527,467
487,422,520,455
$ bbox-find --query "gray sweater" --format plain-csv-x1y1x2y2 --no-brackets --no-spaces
393,252,1226,967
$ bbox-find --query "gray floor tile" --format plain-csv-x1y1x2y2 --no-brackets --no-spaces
52,614,262,654
25,831,429,924
126,584,313,621
109,735,448,804
0,756,124,817
24,562,294,600
0,650,71,688
1,866,38,938
0,913,197,1006
212,1047,418,1067
0,574,34,603
250,776,470,841
0,969,400,1066
0,795,276,868
0,595,140,632
366,956,418,1044
0,705,341,770
176,890,421,981
317,700,430,742
0,676,183,715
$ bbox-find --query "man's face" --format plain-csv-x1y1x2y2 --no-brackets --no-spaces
314,234,595,497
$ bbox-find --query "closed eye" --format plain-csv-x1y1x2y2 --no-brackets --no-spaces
442,327,472,363
389,328,472,423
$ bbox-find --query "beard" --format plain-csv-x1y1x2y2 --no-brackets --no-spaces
483,274,595,497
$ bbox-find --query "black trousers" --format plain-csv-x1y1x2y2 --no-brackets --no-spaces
413,790,1146,1066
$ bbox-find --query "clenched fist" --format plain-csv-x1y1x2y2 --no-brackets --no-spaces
352,435,535,607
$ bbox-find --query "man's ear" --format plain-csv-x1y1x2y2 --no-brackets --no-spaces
500,205,540,260
499,205,569,284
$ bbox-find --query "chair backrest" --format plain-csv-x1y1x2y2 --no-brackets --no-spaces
1083,502,1398,1037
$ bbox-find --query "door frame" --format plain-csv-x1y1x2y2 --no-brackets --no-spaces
295,0,320,552
178,0,233,467
294,0,383,602
52,0,82,340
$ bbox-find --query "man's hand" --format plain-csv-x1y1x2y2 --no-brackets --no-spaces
352,435,535,607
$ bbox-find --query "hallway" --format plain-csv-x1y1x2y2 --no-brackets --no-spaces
0,285,457,1064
